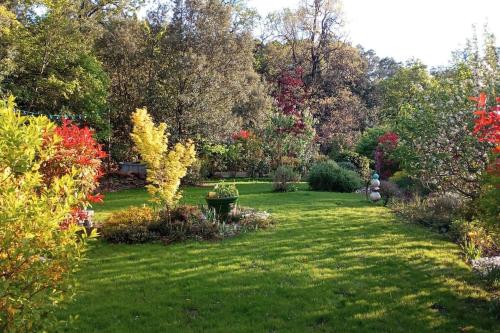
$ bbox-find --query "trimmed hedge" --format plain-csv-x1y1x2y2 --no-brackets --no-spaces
308,161,362,192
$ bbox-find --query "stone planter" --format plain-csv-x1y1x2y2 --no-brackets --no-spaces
205,196,239,219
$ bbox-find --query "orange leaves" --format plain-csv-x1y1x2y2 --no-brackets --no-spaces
470,93,500,175
87,193,104,203
470,93,500,145
468,92,487,108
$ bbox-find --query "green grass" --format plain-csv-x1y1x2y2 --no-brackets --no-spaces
59,183,498,332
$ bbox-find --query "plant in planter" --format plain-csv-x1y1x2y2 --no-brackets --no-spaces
206,182,239,220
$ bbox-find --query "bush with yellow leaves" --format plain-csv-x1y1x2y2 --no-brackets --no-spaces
130,108,196,209
0,97,95,332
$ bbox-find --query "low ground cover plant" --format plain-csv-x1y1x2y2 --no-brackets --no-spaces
391,194,465,232
100,206,158,244
99,204,273,244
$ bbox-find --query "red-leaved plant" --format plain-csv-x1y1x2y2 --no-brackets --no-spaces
375,132,399,179
232,129,250,141
275,67,309,134
469,93,500,176
41,119,107,227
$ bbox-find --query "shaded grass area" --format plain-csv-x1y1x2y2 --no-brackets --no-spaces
61,183,498,332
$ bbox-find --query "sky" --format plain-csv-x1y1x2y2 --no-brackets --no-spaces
247,0,500,67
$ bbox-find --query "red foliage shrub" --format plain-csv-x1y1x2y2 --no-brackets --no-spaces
275,67,310,134
469,93,500,175
375,132,399,179
41,120,107,226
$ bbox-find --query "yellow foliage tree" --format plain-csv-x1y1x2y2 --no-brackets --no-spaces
131,108,196,209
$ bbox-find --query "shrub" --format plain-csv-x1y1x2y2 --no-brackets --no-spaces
391,194,465,232
130,108,196,209
389,171,429,197
450,219,496,257
379,180,401,206
40,119,107,225
272,165,300,192
238,210,274,230
333,151,372,182
337,161,358,172
308,161,362,192
477,172,500,226
170,205,204,222
224,207,274,237
374,132,399,179
41,119,106,202
149,206,220,242
356,127,389,159
100,207,158,244
0,98,95,332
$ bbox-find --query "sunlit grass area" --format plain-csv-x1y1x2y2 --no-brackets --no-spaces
59,183,497,332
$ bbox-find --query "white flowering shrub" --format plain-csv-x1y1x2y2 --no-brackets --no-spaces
394,65,493,199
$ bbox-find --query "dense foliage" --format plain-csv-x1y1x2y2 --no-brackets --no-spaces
1,0,499,329
130,108,196,209
41,119,106,207
100,204,273,244
210,183,239,199
100,206,158,244
0,98,98,332
272,165,300,192
308,161,363,192
380,30,499,262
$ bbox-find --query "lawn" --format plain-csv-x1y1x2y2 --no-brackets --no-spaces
58,183,498,332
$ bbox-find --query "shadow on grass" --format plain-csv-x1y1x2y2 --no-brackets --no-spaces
60,183,497,333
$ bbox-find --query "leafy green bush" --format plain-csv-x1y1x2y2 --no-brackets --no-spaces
100,207,158,244
337,161,357,172
389,170,428,196
272,165,300,192
333,151,371,181
356,127,389,159
477,172,500,226
308,161,362,192
389,171,413,190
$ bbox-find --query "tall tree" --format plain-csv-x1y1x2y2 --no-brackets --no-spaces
95,17,151,159
0,1,126,139
262,0,379,151
147,0,268,142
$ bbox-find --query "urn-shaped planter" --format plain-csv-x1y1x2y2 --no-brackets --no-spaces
205,196,239,220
